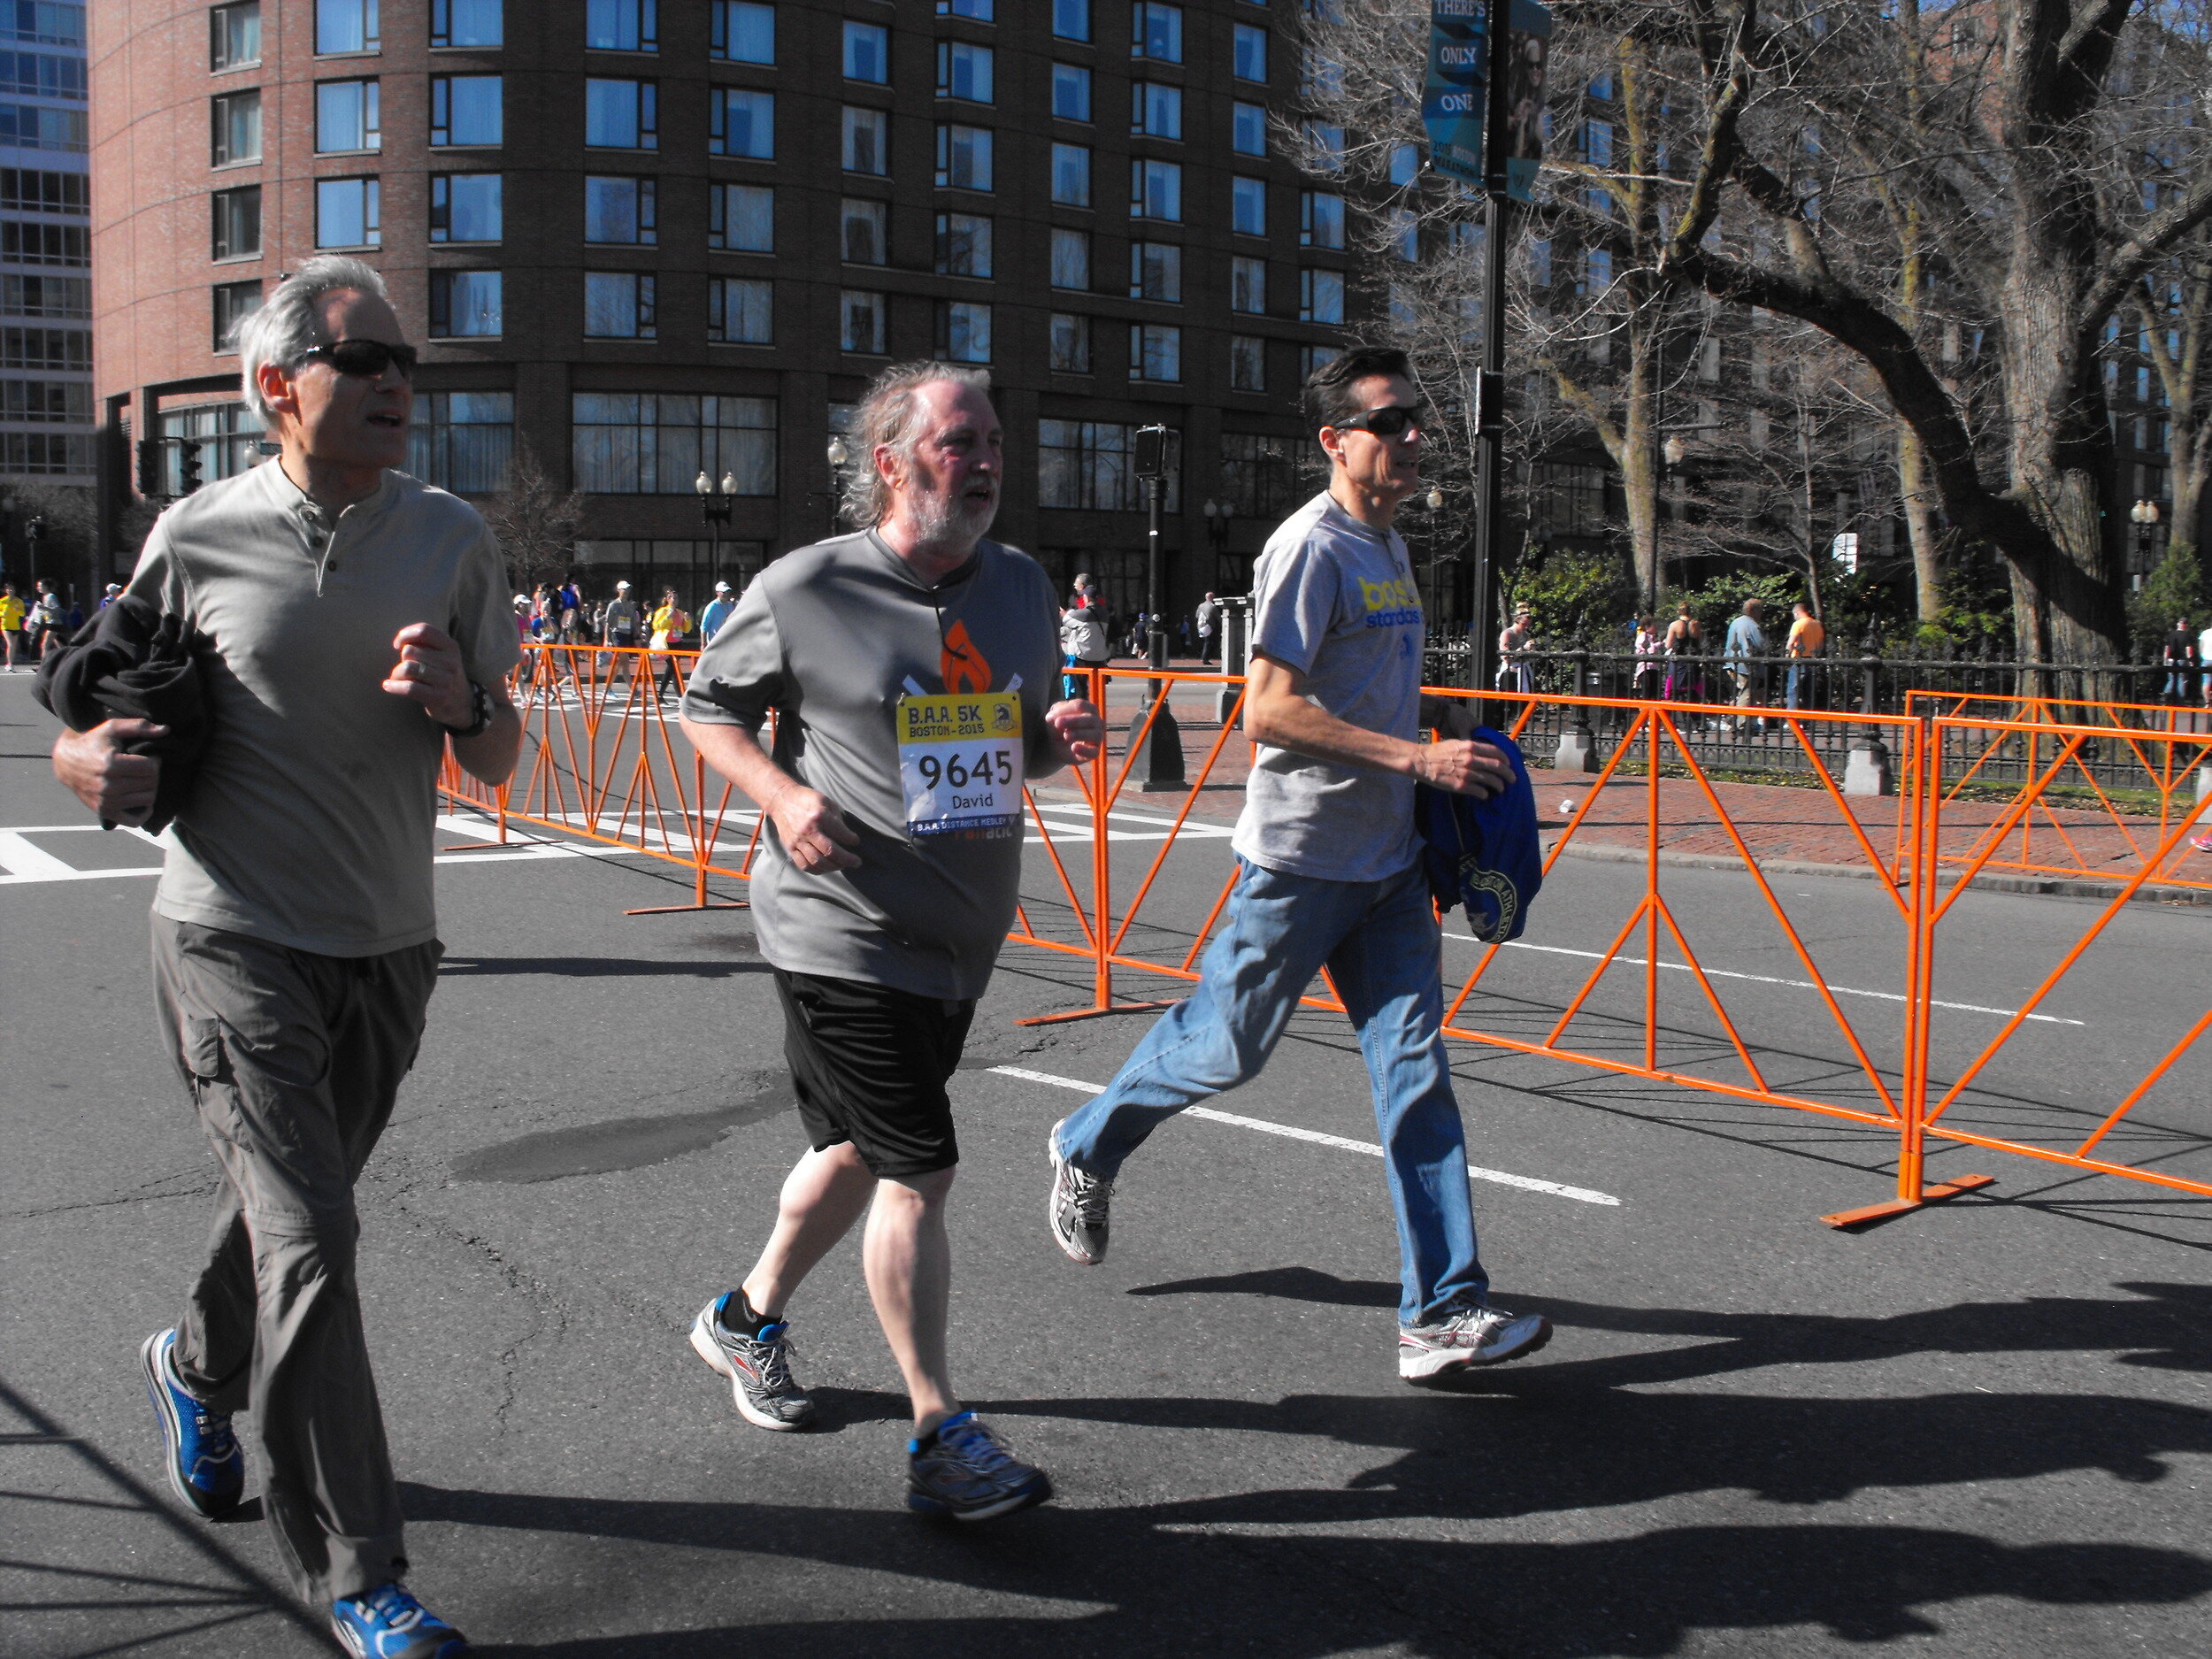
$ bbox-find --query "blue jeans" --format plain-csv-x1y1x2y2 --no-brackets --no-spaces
1054,857,1488,1325
1786,663,1804,709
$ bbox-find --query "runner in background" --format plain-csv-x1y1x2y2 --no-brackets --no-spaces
678,361,1102,1521
649,586,690,703
700,580,738,644
0,582,23,670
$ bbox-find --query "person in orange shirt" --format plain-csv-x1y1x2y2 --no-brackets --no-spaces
1785,601,1825,710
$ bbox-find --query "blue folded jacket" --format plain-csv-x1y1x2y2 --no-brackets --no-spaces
1414,725,1543,943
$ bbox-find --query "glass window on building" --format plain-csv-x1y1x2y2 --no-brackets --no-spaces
571,393,777,495
936,299,990,363
1050,227,1088,290
710,88,772,157
935,124,992,190
1220,431,1297,516
3,274,90,317
840,196,886,264
1305,121,1345,172
708,276,772,344
1129,241,1179,303
0,219,87,264
587,0,657,51
158,401,261,494
431,172,502,241
1054,0,1089,41
0,107,85,152
1232,175,1265,235
315,177,380,248
1050,142,1088,206
0,3,83,46
1389,141,1418,184
934,211,991,278
1131,2,1180,62
317,0,377,54
1299,267,1343,324
583,174,654,243
0,377,88,424
937,41,993,103
409,390,512,492
711,2,772,63
938,0,992,17
1231,255,1265,313
211,184,260,259
429,268,503,335
432,0,502,49
1053,63,1090,122
1299,344,1339,380
1233,23,1267,81
1228,334,1264,393
1133,322,1180,381
431,74,502,144
584,271,655,338
211,88,259,165
315,79,379,152
1040,419,1179,510
843,19,887,81
0,431,88,474
1130,157,1179,220
211,2,260,70
0,168,85,212
1131,81,1179,139
710,181,773,251
212,280,261,351
1233,101,1265,156
1300,191,1344,249
841,289,885,354
1049,312,1091,373
842,106,887,173
584,78,654,148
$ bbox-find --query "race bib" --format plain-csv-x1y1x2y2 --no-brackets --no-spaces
897,690,1024,836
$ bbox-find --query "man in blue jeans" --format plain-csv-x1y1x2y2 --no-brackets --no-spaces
1046,345,1553,1383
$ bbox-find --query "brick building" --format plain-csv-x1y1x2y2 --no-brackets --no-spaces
90,0,1348,618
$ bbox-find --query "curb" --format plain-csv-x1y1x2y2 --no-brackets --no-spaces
1543,837,2212,908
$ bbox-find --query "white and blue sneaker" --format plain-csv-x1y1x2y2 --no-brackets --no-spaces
330,1581,470,1658
139,1328,244,1518
906,1411,1052,1521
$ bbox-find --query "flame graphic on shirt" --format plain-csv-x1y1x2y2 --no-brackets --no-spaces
941,619,992,693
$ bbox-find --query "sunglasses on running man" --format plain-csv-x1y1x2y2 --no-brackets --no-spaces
1330,403,1425,439
297,339,419,380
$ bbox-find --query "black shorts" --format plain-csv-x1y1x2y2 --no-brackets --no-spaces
773,968,975,1179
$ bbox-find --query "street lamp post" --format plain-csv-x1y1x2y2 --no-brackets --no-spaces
2131,497,2161,592
695,470,736,593
1133,424,1186,791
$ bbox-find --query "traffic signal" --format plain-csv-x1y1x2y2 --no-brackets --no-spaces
136,437,159,496
179,439,204,495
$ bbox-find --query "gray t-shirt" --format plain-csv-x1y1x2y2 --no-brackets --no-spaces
127,460,521,956
1233,492,1424,883
682,530,1060,1000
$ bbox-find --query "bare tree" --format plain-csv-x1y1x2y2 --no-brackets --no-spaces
479,442,585,595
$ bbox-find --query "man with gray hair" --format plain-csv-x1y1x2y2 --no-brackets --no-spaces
680,361,1102,1520
51,256,516,1657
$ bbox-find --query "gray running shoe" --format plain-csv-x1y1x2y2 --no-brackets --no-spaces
1398,1302,1552,1383
689,1294,816,1431
907,1412,1052,1521
1048,1119,1112,1265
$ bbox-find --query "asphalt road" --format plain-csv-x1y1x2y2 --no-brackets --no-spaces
4,672,2209,1658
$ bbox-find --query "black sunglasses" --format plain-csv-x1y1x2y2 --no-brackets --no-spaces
297,339,419,380
1331,403,1425,438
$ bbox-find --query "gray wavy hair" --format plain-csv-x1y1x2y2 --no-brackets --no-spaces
838,360,993,526
234,256,391,426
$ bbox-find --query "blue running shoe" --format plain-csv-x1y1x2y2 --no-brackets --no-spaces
331,1582,470,1658
139,1328,243,1518
906,1411,1051,1521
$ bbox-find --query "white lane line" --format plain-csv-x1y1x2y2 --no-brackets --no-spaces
0,830,76,879
1448,934,2087,1027
989,1064,1622,1208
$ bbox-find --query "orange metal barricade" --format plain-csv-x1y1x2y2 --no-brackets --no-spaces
441,649,2212,1224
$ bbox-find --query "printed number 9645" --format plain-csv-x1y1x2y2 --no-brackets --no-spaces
918,748,1016,790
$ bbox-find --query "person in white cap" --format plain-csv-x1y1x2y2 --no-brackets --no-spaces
99,582,124,612
700,579,738,645
601,580,640,682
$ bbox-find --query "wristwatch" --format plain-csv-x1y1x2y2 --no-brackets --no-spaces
440,678,495,740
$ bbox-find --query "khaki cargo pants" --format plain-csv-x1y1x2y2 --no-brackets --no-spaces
152,914,441,1607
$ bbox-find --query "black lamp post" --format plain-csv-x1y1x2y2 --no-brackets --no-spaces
1133,424,1186,791
2130,497,2161,592
1202,496,1229,580
695,469,735,595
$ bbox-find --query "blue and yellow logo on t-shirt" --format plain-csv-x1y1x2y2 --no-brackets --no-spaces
1359,575,1423,631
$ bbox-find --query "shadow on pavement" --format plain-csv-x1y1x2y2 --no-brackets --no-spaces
438,956,769,979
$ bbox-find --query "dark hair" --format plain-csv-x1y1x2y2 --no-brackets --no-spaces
1302,343,1412,433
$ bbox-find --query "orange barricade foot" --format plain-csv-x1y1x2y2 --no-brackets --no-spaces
1821,1173,1996,1231
1014,998,1184,1027
625,900,751,916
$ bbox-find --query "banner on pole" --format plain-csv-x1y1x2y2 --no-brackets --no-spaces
1423,0,1487,188
1500,0,1552,204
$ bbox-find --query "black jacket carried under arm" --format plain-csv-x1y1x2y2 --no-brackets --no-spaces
35,593,213,833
